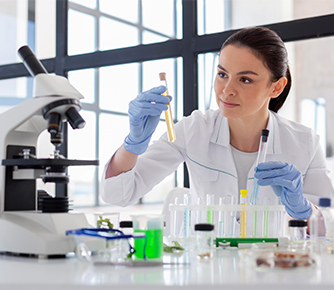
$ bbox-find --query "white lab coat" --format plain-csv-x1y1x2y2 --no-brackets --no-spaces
101,109,334,208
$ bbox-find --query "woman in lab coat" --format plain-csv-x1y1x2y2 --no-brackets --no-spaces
101,27,333,227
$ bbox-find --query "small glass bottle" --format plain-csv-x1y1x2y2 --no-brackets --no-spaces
289,219,307,248
310,198,334,254
120,221,133,235
195,223,214,259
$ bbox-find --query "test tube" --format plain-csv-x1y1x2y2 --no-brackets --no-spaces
218,197,225,237
159,72,176,142
262,197,270,238
250,129,270,205
273,196,281,237
206,194,214,224
173,197,180,237
196,197,203,224
240,190,248,238
230,196,237,237
183,193,191,238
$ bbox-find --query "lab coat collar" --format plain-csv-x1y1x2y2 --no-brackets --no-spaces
210,110,281,155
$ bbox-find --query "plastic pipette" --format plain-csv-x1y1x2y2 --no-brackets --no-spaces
250,129,270,205
159,72,176,142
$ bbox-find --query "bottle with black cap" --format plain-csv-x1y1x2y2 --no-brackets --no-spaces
120,221,133,236
310,198,334,254
289,219,308,248
195,223,214,259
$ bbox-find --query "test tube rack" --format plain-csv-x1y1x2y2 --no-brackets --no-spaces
169,203,286,241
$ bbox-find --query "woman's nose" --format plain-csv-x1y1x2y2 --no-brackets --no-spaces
223,80,236,96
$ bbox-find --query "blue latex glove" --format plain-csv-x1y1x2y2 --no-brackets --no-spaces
124,86,171,155
254,161,312,220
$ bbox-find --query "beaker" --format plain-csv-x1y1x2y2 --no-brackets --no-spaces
131,214,164,259
93,212,120,229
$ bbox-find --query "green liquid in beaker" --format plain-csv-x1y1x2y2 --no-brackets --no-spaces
134,229,163,259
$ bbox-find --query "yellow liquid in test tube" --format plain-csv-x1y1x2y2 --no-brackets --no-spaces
240,189,248,238
159,72,176,142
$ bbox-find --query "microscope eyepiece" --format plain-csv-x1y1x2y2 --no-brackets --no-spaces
65,107,86,130
18,45,48,76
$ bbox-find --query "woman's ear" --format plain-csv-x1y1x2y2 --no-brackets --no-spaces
270,76,288,99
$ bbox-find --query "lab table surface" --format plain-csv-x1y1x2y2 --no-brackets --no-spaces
0,248,334,290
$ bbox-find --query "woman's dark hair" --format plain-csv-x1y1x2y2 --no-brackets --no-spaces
221,27,291,113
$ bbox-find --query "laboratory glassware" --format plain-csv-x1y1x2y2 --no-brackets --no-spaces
131,214,164,259
159,72,176,142
195,223,214,259
250,129,270,205
240,189,248,238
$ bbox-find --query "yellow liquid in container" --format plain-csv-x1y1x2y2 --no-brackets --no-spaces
159,72,176,142
240,190,248,238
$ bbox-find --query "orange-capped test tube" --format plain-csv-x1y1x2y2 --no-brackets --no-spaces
159,72,176,142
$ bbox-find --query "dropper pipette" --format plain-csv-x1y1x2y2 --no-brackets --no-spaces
250,129,270,205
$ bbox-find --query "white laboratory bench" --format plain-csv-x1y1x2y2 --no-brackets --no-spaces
1,247,334,290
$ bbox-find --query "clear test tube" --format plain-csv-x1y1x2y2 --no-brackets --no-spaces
183,193,191,238
206,194,214,224
250,129,270,205
230,196,237,237
273,196,281,237
173,197,180,237
196,197,203,224
159,72,176,142
262,197,270,238
218,197,225,238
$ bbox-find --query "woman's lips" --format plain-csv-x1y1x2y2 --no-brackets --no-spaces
221,99,239,108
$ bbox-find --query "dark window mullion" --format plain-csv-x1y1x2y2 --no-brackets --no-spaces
55,0,69,198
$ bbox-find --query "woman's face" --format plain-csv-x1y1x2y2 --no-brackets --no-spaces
214,45,277,121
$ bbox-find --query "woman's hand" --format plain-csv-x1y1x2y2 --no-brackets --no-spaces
255,161,312,219
124,86,170,155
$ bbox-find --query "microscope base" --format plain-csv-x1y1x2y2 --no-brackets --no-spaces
0,211,104,256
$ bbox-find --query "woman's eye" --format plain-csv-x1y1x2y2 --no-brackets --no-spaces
240,77,252,83
218,72,227,78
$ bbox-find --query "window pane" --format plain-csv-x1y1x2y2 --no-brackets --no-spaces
197,0,225,35
0,77,28,99
0,0,28,65
100,63,139,112
142,0,175,38
68,9,96,55
316,100,326,155
99,16,139,51
99,0,138,23
68,69,95,104
35,0,56,59
98,113,129,205
0,0,55,65
69,0,97,9
198,52,219,112
230,0,334,31
301,99,315,129
68,110,96,206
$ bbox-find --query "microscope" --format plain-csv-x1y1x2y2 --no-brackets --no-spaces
0,46,103,257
